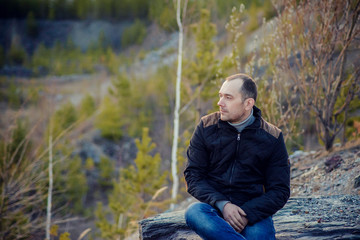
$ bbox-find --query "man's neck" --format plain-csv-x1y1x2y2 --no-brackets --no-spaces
228,108,254,132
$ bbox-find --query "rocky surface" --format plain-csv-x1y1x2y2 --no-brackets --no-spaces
274,195,360,239
139,210,201,240
139,195,360,240
290,143,360,197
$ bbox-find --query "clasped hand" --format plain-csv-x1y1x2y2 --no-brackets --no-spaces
223,202,248,233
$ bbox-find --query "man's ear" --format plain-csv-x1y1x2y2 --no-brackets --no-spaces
245,98,255,110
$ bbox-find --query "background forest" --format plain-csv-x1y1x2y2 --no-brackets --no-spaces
1,0,359,239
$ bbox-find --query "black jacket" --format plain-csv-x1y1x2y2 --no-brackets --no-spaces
184,106,290,225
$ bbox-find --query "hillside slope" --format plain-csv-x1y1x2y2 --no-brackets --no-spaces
290,141,360,197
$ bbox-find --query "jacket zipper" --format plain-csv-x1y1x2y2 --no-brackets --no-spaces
229,133,241,186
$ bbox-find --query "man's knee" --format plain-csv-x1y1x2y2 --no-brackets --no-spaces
242,217,275,240
185,202,207,224
185,202,218,229
185,202,223,238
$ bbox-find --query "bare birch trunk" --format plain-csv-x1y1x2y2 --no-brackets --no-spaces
46,128,53,239
170,0,184,210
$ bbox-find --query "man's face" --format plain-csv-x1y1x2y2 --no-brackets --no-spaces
217,79,252,124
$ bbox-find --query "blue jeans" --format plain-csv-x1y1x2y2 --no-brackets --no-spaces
185,202,276,240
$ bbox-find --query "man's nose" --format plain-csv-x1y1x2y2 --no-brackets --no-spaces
217,98,223,106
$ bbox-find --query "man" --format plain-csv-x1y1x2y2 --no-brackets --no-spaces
184,73,290,240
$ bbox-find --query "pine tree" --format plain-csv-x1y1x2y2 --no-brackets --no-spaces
96,128,168,239
48,142,88,215
49,101,78,139
79,93,96,119
95,95,123,140
109,73,153,137
184,9,219,122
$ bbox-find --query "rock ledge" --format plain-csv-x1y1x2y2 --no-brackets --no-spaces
139,195,360,240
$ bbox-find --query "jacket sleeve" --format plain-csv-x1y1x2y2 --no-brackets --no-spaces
240,132,290,225
184,121,229,206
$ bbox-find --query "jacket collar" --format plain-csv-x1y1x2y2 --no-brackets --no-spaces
251,106,262,129
218,106,262,130
253,105,262,118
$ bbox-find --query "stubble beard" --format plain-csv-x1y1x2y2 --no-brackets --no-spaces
220,112,229,122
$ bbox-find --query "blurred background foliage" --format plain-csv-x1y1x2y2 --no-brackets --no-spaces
0,0,274,22
0,0,359,239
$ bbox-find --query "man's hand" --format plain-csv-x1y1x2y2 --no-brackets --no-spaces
223,202,248,232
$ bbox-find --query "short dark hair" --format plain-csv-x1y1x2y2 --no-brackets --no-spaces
226,73,257,102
